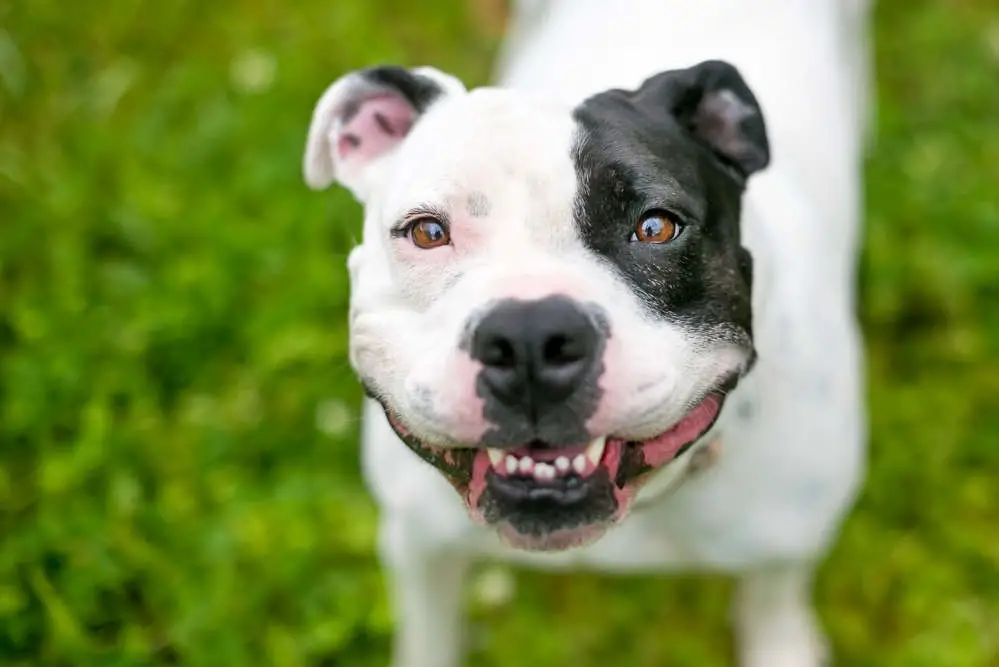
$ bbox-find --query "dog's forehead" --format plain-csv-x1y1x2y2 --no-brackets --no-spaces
380,88,579,221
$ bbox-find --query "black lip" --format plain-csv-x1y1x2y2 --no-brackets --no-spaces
373,371,742,494
486,468,597,505
379,404,476,488
481,467,617,537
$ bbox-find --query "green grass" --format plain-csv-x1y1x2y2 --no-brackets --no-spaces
1,0,997,665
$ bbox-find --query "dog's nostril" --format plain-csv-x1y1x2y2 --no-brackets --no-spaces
542,334,584,366
469,296,603,408
481,337,517,369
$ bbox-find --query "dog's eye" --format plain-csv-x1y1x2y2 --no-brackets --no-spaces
632,211,682,244
408,217,450,249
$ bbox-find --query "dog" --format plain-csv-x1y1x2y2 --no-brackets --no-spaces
302,0,872,664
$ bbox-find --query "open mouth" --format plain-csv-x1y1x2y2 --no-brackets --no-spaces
380,387,729,550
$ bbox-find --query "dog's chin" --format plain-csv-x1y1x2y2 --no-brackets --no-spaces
494,521,611,552
380,387,730,552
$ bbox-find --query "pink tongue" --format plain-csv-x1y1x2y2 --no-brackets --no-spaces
641,394,722,467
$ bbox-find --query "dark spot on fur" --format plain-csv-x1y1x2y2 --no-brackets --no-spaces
442,270,464,292
466,191,492,217
412,384,435,415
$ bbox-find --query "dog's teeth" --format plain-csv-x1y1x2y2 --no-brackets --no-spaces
555,456,571,475
585,436,606,466
572,454,587,474
487,448,505,468
518,457,534,474
505,456,518,475
534,463,555,481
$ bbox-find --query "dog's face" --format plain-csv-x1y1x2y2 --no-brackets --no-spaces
304,62,769,551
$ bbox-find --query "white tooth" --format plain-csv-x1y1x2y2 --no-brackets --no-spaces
555,456,571,474
487,448,505,467
572,454,587,474
505,456,519,475
585,436,606,466
518,457,534,474
534,463,555,481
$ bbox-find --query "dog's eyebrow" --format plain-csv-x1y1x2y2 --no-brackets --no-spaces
633,175,705,222
389,203,452,235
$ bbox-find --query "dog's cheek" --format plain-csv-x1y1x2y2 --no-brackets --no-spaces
390,257,463,311
384,218,488,312
348,308,413,399
585,323,689,437
406,352,490,444
584,326,627,437
348,318,388,388
679,329,754,395
348,242,402,324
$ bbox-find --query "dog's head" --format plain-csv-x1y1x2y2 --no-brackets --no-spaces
303,61,768,551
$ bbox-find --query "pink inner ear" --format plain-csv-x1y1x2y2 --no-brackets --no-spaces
336,94,417,163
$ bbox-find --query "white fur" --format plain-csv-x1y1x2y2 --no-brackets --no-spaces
303,66,468,199
339,85,748,454
313,1,872,665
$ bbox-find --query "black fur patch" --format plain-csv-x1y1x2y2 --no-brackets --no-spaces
362,65,443,113
570,60,765,347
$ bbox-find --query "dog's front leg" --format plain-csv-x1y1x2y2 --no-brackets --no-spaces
381,523,470,667
733,562,829,667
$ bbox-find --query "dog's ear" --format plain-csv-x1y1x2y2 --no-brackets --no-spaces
634,60,770,178
303,65,466,200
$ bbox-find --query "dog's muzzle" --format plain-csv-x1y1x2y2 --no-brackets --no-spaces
469,295,606,446
372,295,740,552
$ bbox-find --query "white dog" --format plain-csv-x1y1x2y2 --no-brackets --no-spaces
303,1,872,664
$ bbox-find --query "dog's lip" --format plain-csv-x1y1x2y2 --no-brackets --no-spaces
377,381,731,504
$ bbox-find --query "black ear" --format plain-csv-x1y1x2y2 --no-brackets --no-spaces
634,60,770,178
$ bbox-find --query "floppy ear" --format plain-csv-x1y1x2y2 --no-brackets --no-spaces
634,60,770,178
303,65,466,201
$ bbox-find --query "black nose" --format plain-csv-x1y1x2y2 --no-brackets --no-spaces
470,296,601,417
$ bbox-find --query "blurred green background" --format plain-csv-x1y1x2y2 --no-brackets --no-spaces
1,0,997,665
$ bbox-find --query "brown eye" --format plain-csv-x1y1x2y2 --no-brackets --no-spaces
409,217,450,249
633,211,681,244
